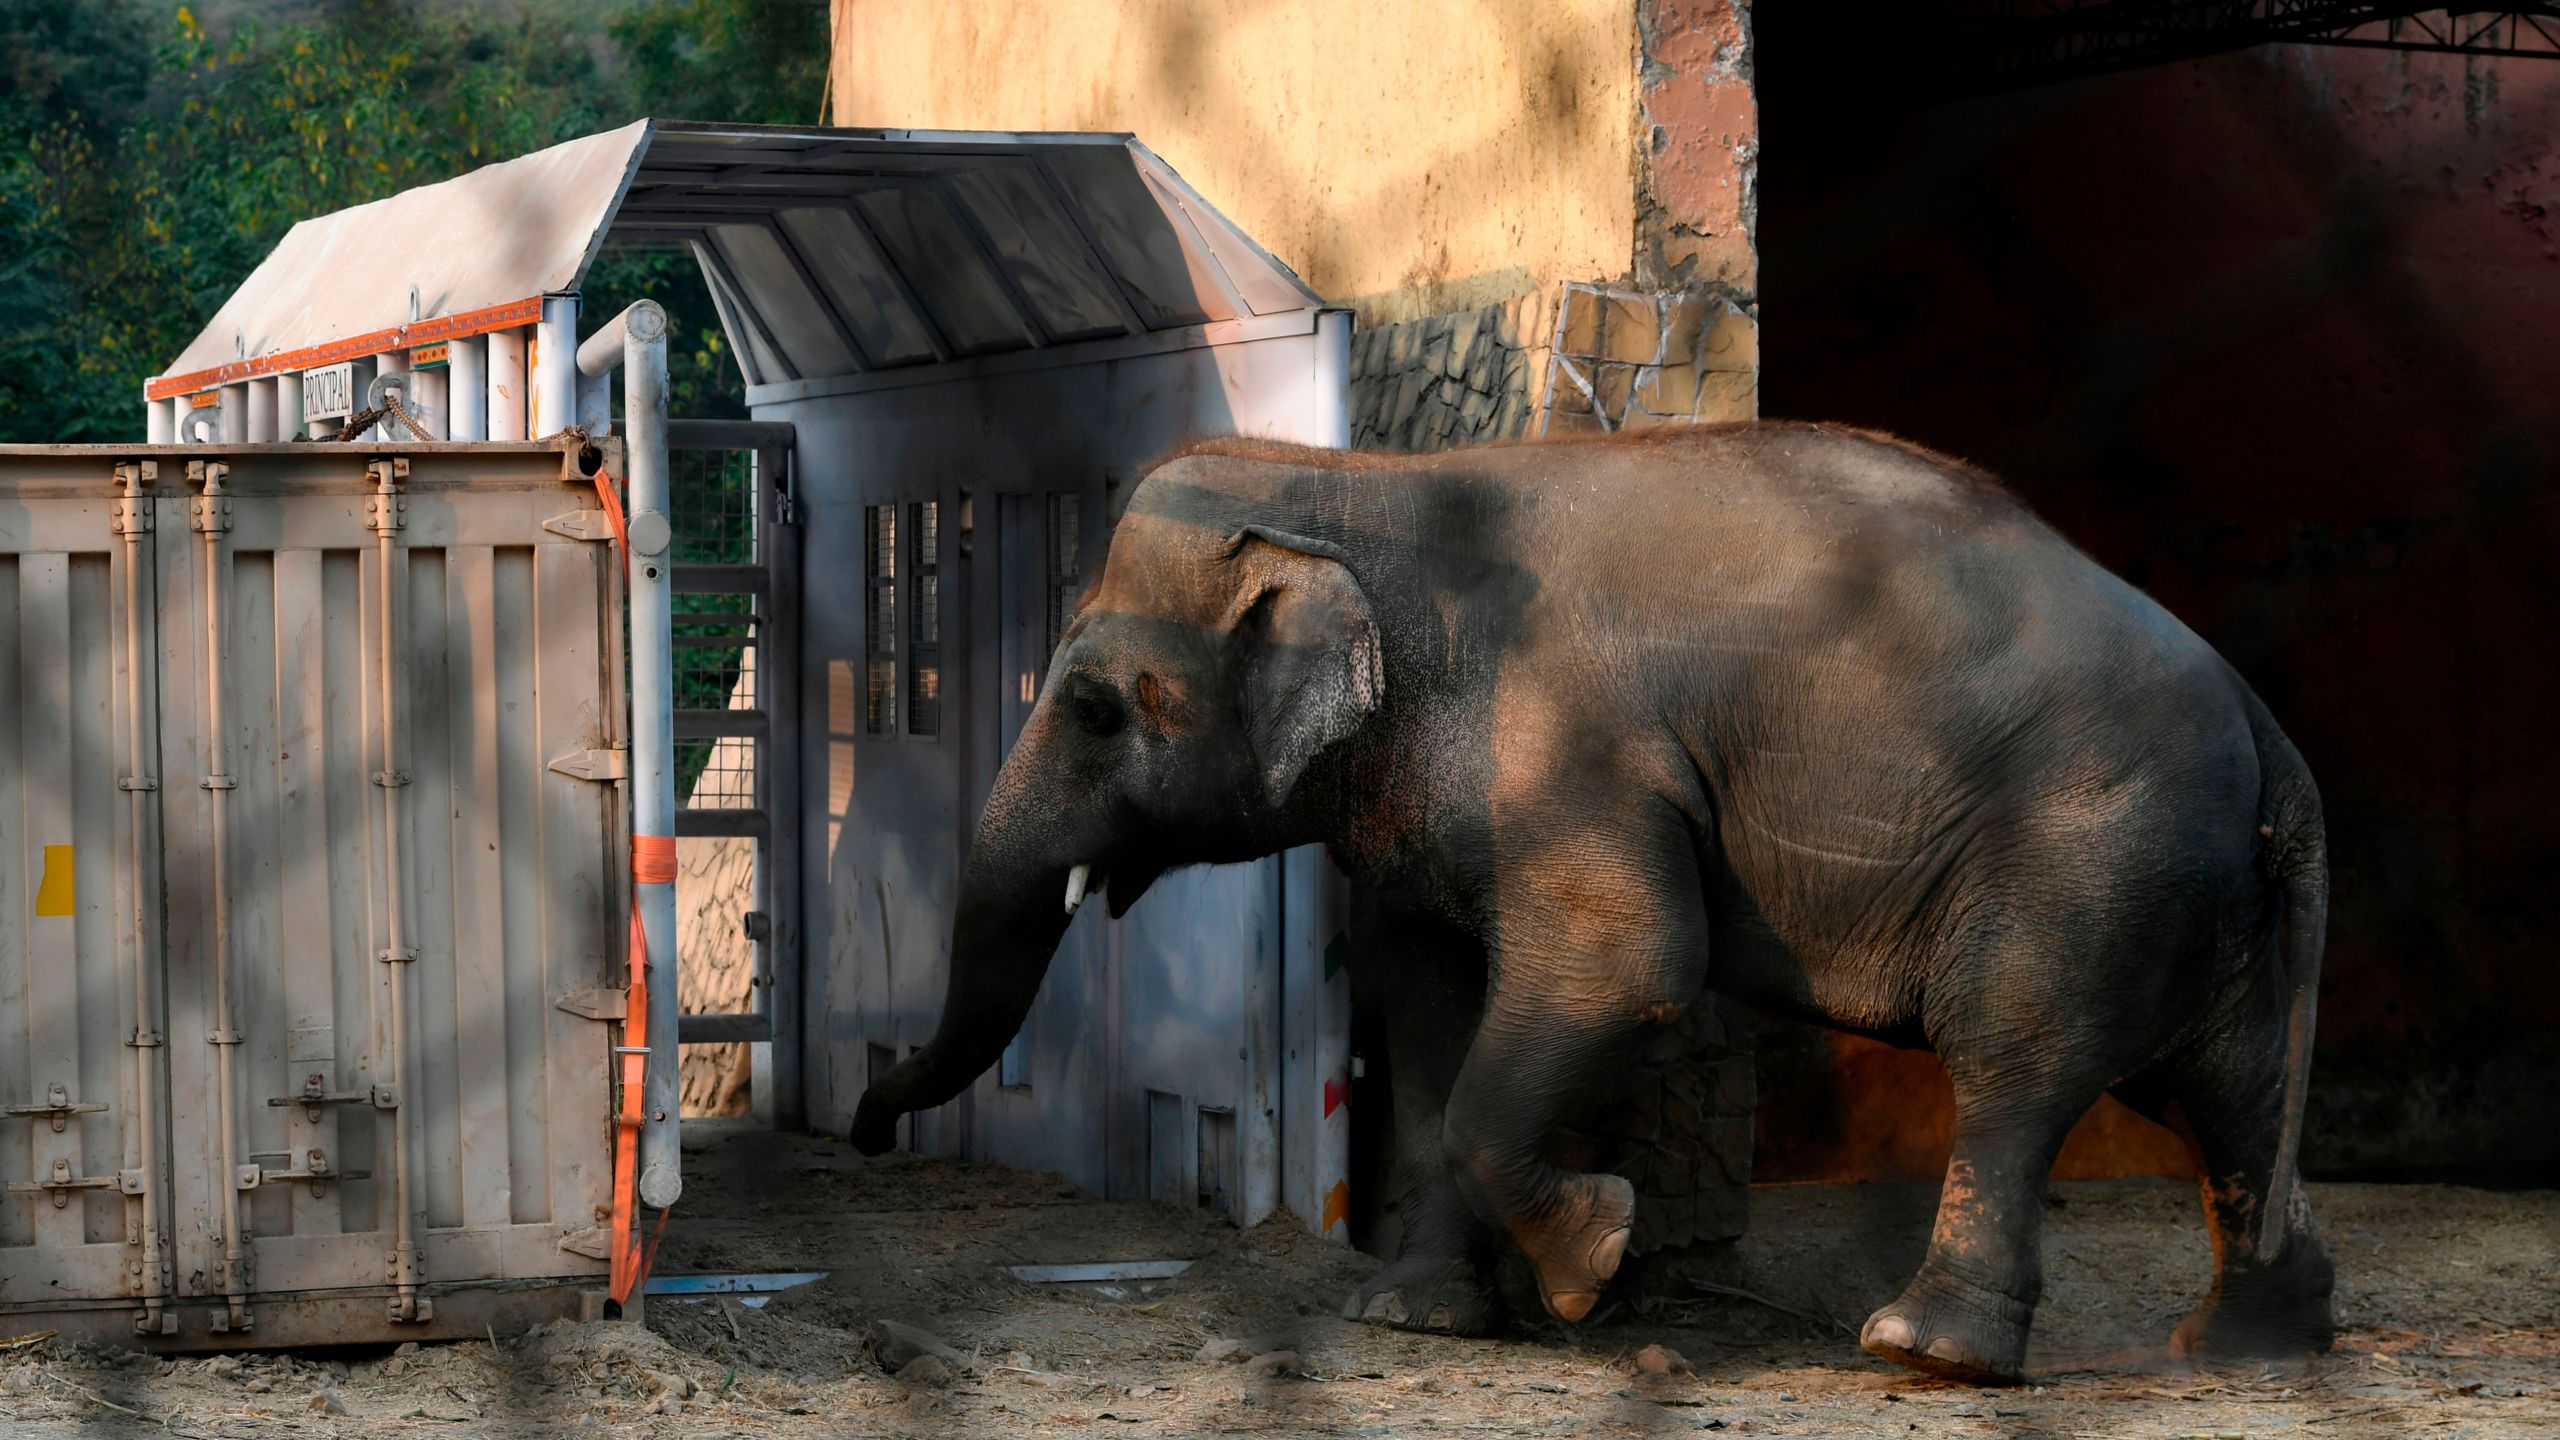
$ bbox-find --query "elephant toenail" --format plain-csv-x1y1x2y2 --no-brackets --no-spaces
1588,1225,1631,1279
1924,1336,1969,1365
1424,1304,1453,1330
1863,1313,1914,1351
1546,1289,1600,1323
1360,1292,1407,1324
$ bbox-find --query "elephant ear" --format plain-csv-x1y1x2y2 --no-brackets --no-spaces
1225,527,1384,808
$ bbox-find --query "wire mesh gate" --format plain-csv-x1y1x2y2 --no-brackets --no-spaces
663,420,801,1127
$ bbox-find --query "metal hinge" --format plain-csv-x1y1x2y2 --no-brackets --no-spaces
556,1225,613,1261
3,1083,108,1133
266,1074,396,1121
8,1157,120,1208
555,986,629,1021
241,1148,369,1197
549,747,629,782
542,509,619,543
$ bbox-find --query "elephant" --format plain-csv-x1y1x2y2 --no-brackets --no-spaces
849,422,2335,1385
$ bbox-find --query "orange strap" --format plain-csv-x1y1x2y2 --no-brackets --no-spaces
602,459,675,1309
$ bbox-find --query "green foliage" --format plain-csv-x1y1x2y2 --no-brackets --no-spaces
0,0,826,443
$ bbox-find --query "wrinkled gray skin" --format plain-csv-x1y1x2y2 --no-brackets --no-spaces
852,424,2335,1385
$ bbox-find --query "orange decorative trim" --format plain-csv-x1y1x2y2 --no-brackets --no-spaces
144,295,546,401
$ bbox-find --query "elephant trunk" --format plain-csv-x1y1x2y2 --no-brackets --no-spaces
848,774,1088,1155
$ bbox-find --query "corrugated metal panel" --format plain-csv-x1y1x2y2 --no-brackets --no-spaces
154,122,1328,404
0,444,621,1345
159,123,651,385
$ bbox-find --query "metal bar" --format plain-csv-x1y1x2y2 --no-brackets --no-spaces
759,442,805,1131
673,808,768,840
669,419,796,451
676,1012,773,1045
670,565,769,595
192,460,254,1332
674,709,769,739
112,461,175,1337
1006,1260,1193,1284
446,338,487,443
642,1270,824,1296
615,301,683,1214
369,456,428,1324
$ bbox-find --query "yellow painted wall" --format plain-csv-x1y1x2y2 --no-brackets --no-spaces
830,0,1640,325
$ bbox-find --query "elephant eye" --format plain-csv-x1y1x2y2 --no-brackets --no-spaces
1069,680,1125,738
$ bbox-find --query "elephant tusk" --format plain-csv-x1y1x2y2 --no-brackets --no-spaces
1064,863,1091,916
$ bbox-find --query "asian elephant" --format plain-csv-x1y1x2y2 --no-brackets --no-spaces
849,424,2334,1385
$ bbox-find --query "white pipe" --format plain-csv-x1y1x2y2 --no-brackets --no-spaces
412,369,448,443
146,393,175,444
536,293,579,438
592,299,681,1211
276,372,305,440
447,336,487,442
487,328,528,441
218,384,249,443
576,367,612,437
369,351,410,441
246,379,277,443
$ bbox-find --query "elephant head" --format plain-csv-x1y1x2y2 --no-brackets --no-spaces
848,499,1383,1154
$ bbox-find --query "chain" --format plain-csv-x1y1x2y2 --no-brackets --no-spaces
381,391,441,444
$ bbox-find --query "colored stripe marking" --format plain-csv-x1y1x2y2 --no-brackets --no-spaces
34,845,74,917
1321,1180,1349,1235
1323,1075,1349,1118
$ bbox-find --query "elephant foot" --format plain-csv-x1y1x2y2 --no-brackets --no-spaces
2171,1237,2337,1362
1510,1173,1635,1324
1343,1254,1504,1336
1861,1264,2036,1387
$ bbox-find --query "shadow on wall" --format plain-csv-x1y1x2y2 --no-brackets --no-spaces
1753,8,2560,1185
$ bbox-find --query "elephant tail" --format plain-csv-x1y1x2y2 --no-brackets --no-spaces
2253,714,2328,1257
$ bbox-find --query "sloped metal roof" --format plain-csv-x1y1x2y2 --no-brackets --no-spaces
150,120,1325,401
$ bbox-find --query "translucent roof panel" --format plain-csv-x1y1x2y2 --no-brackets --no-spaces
154,120,1325,399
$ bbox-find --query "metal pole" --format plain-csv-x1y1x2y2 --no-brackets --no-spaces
368,457,429,1323
112,461,175,1335
218,384,249,443
448,337,487,442
192,461,252,1331
145,392,174,444
610,301,683,1211
487,329,529,442
537,294,579,438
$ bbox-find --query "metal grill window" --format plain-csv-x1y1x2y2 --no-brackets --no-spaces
864,504,896,735
1046,491,1082,661
908,500,940,737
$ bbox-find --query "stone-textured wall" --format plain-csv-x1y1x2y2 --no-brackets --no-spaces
1349,283,1759,451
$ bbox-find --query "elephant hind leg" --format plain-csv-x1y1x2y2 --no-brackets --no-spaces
2164,972,2336,1360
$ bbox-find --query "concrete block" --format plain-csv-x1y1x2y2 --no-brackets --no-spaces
1635,362,1701,417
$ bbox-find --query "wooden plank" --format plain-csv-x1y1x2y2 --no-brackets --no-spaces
492,548,549,1225
444,547,512,1232
271,548,344,1239
406,549,463,1231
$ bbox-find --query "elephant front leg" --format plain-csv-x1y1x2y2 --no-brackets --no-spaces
1441,841,1708,1323
1342,888,1505,1335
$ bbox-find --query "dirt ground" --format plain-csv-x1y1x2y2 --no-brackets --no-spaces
3,1118,2551,1438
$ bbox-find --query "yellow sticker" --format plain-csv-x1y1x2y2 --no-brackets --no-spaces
34,845,74,917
